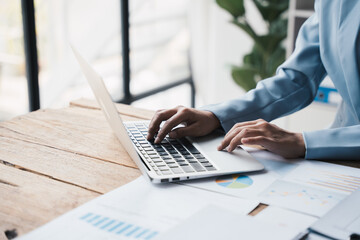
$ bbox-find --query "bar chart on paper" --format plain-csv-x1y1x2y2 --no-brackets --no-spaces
79,212,158,240
260,180,346,217
303,170,360,193
284,163,360,195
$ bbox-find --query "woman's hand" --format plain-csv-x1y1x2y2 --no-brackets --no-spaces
218,119,306,159
147,106,221,144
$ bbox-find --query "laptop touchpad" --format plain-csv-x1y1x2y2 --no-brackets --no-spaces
189,131,263,172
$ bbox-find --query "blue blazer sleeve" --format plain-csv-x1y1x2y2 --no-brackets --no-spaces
203,5,327,133
304,125,360,160
203,0,360,160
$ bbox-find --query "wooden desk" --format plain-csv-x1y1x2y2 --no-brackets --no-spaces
1,99,359,239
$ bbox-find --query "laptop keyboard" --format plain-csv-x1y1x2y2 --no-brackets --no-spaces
125,122,217,176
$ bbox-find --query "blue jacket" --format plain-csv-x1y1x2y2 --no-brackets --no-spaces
204,0,360,160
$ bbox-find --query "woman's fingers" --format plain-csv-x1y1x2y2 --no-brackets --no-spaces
225,129,263,152
147,108,177,140
218,119,306,159
218,121,266,151
168,123,200,139
155,110,190,143
217,127,243,150
241,136,271,147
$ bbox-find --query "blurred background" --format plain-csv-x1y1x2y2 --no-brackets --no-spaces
0,0,340,132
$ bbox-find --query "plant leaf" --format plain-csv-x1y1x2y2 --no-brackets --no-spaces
243,46,263,70
253,0,289,23
232,20,258,39
256,34,284,55
216,0,245,19
269,18,287,37
231,66,258,91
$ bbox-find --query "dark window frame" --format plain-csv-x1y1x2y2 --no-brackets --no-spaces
21,0,195,111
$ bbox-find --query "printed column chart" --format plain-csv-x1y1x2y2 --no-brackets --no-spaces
303,170,360,194
79,212,158,240
283,163,360,195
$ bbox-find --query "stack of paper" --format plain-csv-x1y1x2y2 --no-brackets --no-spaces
19,177,258,240
155,206,300,240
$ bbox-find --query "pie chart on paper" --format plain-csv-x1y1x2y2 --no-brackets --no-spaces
215,174,253,189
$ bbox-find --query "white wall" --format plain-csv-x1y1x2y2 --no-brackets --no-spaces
189,0,266,106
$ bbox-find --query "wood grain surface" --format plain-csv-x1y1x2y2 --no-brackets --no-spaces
1,98,359,238
0,99,147,237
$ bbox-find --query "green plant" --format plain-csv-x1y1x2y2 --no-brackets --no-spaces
216,0,289,91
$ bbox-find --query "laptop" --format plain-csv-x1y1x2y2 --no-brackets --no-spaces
71,46,264,183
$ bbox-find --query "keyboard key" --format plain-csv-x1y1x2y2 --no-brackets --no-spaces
171,154,181,158
175,159,185,163
187,159,198,163
167,163,178,168
179,162,189,166
184,155,194,159
202,162,213,167
181,165,195,173
190,162,205,172
199,159,208,163
152,159,163,163
193,154,205,159
158,166,169,171
155,162,166,167
155,148,165,152
160,170,172,175
158,152,169,156
161,156,172,160
205,166,217,171
164,159,176,164
180,150,190,155
171,167,184,174
188,148,200,154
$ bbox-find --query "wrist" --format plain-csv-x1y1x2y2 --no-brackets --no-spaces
206,111,221,130
295,132,306,157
